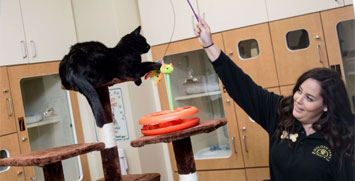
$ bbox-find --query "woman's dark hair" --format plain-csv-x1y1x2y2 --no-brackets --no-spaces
275,68,354,165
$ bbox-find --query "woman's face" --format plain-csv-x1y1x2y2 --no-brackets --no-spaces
293,78,327,125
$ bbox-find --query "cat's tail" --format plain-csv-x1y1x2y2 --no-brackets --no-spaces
71,75,105,128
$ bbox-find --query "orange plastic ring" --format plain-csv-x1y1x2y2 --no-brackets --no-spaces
139,106,198,125
141,117,200,136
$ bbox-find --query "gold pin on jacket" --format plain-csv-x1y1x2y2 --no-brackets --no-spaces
281,131,298,142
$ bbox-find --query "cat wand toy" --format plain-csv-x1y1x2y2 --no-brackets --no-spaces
187,0,199,22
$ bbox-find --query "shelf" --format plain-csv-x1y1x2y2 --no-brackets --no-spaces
27,118,61,128
175,91,221,101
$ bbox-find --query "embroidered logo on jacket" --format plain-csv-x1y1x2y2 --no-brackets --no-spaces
312,145,332,162
280,131,298,142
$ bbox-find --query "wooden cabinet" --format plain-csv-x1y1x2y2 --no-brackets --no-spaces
321,6,355,77
0,67,17,136
0,0,76,66
196,0,268,34
265,0,344,21
152,34,245,171
174,169,247,181
0,134,25,180
269,13,329,86
245,167,270,181
222,23,279,88
321,6,355,111
234,87,279,168
0,62,90,181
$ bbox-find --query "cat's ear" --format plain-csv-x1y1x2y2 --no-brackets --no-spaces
132,26,141,35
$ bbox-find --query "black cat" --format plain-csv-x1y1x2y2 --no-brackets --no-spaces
59,26,161,128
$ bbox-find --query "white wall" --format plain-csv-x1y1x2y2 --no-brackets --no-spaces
71,0,172,180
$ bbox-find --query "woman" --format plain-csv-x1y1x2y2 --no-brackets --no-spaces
194,16,354,181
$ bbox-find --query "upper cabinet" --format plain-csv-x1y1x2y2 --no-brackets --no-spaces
265,0,344,21
138,0,268,46
19,0,77,63
0,0,28,66
345,0,353,5
0,0,76,66
138,0,198,46
196,0,268,34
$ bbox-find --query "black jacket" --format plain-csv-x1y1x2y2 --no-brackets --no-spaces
211,51,354,181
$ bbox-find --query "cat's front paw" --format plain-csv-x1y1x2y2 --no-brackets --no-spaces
135,79,142,86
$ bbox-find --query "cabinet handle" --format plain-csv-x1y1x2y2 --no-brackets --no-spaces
232,136,237,154
229,51,233,56
317,44,322,64
226,99,230,103
17,171,23,175
330,64,342,76
192,15,195,31
6,98,13,117
243,135,248,152
20,41,28,58
30,40,37,58
22,137,27,142
3,89,8,93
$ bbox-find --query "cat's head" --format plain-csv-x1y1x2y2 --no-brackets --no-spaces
118,26,150,54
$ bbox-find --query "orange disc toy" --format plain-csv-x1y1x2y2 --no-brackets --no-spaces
140,106,200,136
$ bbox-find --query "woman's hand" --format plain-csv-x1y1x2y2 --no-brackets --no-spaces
194,15,213,48
194,15,221,62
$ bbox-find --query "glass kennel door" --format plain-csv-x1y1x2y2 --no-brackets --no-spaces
163,49,232,160
20,74,82,181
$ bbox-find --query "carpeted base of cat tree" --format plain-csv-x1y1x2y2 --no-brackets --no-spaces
131,118,227,179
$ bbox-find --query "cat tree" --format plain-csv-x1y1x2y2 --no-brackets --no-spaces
0,85,160,181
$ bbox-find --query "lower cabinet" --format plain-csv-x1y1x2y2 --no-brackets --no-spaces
0,62,91,181
172,168,270,181
0,133,25,180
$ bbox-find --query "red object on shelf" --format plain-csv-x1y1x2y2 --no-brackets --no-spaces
140,106,200,136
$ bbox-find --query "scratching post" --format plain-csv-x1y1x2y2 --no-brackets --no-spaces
96,86,122,180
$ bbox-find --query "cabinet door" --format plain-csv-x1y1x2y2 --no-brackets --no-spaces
0,133,25,181
0,67,16,136
20,0,76,63
269,13,329,86
197,0,268,33
138,0,198,46
245,167,270,181
235,87,280,168
222,23,278,88
7,62,90,181
344,0,353,5
152,34,245,171
0,0,28,66
321,6,355,112
265,0,344,21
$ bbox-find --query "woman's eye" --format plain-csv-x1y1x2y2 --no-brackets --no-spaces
306,96,313,102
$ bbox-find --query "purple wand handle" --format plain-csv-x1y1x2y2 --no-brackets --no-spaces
187,0,199,22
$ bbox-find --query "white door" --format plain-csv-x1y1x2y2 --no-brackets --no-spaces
0,0,28,66
138,0,198,46
20,0,77,63
265,0,344,21
197,0,268,33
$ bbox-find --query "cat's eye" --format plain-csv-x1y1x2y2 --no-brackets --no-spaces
237,39,259,59
286,29,310,51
